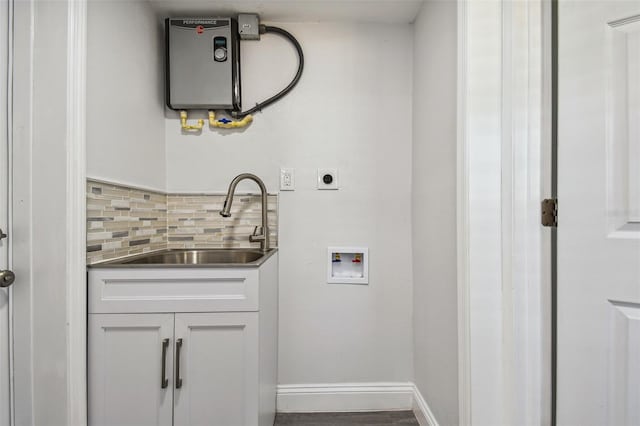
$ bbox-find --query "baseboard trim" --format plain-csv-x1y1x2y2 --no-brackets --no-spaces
276,382,439,426
412,384,440,426
276,382,415,413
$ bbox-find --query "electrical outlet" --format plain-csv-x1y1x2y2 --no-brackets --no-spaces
317,168,338,190
280,168,295,191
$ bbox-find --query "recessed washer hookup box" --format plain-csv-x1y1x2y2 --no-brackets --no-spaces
328,247,369,285
165,17,242,111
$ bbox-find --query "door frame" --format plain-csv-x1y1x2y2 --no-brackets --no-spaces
457,0,554,424
66,0,88,424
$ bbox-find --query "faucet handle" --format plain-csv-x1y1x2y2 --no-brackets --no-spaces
249,226,265,243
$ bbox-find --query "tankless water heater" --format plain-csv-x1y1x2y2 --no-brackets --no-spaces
165,15,304,132
165,17,241,111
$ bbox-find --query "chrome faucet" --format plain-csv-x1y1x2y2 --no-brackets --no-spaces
220,173,270,251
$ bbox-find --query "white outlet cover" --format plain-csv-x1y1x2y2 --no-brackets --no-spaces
280,168,295,191
317,168,338,190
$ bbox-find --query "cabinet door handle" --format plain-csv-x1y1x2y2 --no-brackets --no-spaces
175,338,183,389
161,338,169,389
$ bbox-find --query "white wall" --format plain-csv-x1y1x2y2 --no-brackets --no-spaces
165,23,415,384
411,1,458,425
86,0,166,191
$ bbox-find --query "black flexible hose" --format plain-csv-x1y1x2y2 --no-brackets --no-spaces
231,25,304,118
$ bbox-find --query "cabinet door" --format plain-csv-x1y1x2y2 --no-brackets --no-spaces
89,313,174,426
173,312,259,426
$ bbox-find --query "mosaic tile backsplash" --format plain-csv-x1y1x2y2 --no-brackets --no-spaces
87,180,278,264
167,194,278,250
87,181,167,264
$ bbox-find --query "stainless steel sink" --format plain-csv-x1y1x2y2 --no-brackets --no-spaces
89,249,277,268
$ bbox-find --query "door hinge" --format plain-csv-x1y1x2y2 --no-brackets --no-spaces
541,198,558,227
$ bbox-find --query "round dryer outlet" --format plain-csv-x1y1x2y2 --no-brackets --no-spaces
317,168,338,190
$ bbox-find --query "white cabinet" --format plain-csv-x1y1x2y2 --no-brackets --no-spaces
88,267,261,314
88,253,278,426
88,314,174,426
173,313,258,426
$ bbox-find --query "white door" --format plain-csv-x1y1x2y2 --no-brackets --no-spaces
88,314,174,426
558,2,640,425
173,312,258,426
0,0,11,425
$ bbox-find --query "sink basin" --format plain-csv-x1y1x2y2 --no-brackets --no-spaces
89,249,276,268
123,249,264,265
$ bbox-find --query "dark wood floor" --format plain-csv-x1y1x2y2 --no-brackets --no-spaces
274,411,419,425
